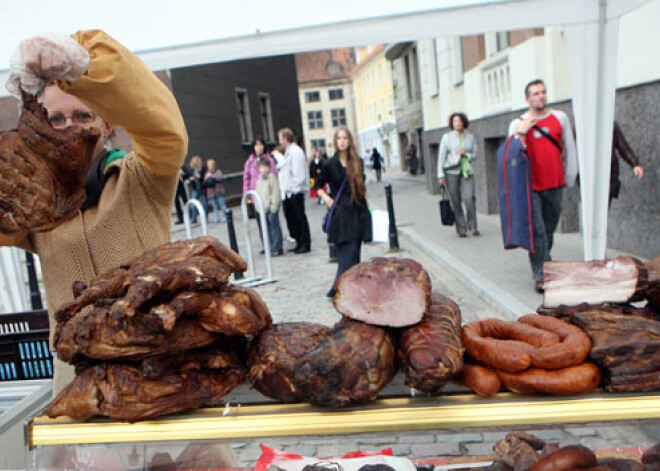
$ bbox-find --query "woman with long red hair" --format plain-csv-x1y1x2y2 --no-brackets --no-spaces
316,127,372,297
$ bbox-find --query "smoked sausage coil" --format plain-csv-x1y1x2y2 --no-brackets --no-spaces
456,363,501,396
497,363,602,396
519,314,592,369
461,318,560,373
529,445,597,471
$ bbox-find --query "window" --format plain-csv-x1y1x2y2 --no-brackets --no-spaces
259,93,274,142
310,139,327,153
331,108,346,127
305,91,320,103
496,31,510,52
378,64,383,88
307,110,323,129
236,89,252,142
329,88,344,100
380,98,385,120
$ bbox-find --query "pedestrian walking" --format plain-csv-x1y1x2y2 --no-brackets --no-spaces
437,112,479,238
203,159,228,223
316,127,372,298
406,141,418,175
309,147,326,205
509,79,578,293
255,157,284,256
609,120,644,207
371,147,384,182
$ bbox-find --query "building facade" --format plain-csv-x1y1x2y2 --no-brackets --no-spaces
351,45,398,168
386,42,425,173
295,49,357,157
170,54,302,202
417,0,660,258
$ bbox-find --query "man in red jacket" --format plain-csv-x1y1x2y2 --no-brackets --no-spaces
509,79,578,293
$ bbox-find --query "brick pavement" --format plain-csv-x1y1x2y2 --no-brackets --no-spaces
170,185,656,468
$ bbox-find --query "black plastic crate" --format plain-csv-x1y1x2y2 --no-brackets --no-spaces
0,309,49,333
0,310,53,381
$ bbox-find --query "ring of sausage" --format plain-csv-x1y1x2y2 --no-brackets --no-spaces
462,318,560,372
519,314,592,370
497,362,602,396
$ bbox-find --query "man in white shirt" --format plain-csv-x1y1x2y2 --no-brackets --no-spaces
279,128,311,253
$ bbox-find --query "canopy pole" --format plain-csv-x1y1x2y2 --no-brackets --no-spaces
565,0,620,261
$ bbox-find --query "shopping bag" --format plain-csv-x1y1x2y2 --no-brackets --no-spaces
439,186,454,226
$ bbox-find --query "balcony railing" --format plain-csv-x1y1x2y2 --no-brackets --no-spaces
482,53,511,112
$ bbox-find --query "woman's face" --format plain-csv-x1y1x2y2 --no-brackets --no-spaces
44,85,113,157
452,115,464,131
254,141,265,156
208,162,216,171
336,130,350,152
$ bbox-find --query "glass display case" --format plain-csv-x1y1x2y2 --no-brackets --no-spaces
27,386,660,470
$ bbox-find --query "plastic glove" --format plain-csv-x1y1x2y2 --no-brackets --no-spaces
6,34,89,98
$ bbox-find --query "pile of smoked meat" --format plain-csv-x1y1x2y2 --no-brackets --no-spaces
47,239,660,422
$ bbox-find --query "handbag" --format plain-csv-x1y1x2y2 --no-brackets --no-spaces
321,177,347,233
439,185,455,227
203,177,216,188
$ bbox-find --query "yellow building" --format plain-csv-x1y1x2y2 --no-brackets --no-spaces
351,45,399,168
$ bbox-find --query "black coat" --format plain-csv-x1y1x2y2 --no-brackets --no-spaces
315,155,372,244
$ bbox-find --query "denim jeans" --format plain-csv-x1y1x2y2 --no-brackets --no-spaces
209,194,228,223
266,211,283,252
529,187,563,281
190,189,208,223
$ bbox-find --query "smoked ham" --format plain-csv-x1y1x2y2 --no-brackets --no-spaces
333,257,431,327
0,92,100,234
293,318,396,407
247,322,330,402
399,292,464,392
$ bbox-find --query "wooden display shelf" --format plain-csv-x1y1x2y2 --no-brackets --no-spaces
29,391,660,447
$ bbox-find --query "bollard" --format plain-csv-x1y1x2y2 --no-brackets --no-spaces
25,252,43,310
384,183,399,250
224,209,243,280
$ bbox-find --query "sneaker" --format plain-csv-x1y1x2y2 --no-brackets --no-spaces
534,280,544,294
458,233,467,238
174,220,184,225
471,229,481,236
287,246,300,253
272,250,284,257
294,245,311,254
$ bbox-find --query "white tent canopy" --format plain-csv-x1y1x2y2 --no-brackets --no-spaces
0,0,651,270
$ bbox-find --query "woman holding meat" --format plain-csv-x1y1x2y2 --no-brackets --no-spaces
0,30,189,394
315,127,372,298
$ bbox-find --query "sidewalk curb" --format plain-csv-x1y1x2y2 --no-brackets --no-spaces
397,226,534,320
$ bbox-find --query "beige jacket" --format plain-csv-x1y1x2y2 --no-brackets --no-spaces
255,173,281,213
0,31,188,390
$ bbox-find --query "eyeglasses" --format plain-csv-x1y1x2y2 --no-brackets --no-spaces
48,111,96,128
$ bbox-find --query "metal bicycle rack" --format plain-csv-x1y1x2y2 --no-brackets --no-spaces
182,199,208,237
233,191,277,287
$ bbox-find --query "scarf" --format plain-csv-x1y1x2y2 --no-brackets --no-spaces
80,148,127,210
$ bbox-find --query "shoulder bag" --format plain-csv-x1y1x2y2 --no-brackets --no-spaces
322,177,347,234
